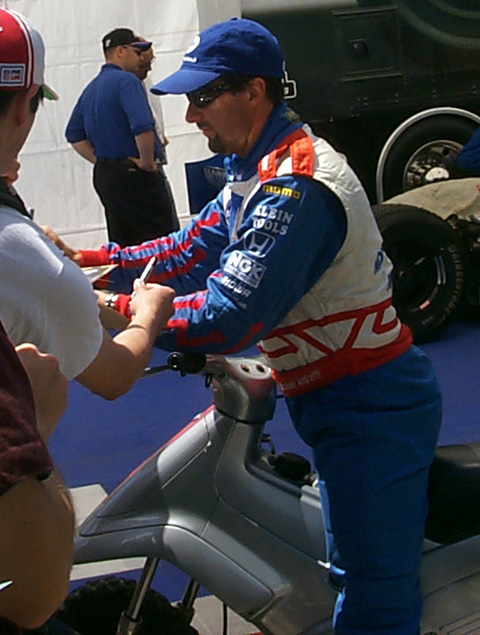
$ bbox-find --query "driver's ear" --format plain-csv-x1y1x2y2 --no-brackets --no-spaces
246,77,267,105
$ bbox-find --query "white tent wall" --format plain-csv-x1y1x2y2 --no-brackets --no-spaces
1,0,240,247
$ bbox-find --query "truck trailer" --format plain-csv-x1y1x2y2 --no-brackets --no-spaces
242,0,480,203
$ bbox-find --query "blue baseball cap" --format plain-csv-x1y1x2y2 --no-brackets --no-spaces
151,18,285,95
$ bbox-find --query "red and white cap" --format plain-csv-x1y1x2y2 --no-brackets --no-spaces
0,8,57,100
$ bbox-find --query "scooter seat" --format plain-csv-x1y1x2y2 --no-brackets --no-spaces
426,443,480,544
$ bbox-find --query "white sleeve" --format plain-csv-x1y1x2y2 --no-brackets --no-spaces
0,209,103,379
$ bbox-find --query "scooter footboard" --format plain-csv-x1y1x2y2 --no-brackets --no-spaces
420,534,480,633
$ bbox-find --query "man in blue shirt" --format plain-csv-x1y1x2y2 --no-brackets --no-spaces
65,28,179,246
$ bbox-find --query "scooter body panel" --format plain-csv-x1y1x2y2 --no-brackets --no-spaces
215,420,326,559
74,406,336,632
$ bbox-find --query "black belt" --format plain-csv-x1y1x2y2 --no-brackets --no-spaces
97,157,163,167
97,157,136,167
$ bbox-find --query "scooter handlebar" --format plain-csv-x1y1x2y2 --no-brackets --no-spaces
167,351,207,374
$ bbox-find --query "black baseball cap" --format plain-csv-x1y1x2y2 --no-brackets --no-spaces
102,28,152,52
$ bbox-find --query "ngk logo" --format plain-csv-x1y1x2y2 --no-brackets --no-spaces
224,250,266,288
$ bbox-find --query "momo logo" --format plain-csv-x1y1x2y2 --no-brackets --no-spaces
243,229,275,257
224,251,266,288
262,184,301,200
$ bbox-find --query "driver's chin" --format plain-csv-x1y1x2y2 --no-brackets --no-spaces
208,136,225,155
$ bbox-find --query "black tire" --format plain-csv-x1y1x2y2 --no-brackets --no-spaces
381,116,477,200
55,577,197,635
372,203,467,342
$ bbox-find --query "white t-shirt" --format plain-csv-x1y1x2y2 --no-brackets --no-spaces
0,206,103,379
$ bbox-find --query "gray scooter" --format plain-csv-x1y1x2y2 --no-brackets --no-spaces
57,352,480,635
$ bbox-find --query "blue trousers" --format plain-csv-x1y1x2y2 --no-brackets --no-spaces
287,346,442,634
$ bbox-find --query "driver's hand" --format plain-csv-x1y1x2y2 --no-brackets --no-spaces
41,226,82,265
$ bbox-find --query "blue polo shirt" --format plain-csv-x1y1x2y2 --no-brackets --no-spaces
65,63,163,159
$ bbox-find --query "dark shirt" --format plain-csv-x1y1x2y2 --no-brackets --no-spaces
0,616,21,634
0,321,53,632
0,322,52,494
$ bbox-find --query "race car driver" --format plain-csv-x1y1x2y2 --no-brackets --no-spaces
46,18,442,635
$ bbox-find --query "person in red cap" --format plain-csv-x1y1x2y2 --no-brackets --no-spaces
49,17,443,635
0,11,78,635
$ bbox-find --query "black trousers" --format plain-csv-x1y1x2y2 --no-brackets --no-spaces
93,158,180,247
24,617,80,634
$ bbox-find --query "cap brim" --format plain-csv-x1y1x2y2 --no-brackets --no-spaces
132,41,152,50
150,69,221,95
41,84,59,101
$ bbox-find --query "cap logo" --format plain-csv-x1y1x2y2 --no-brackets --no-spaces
105,38,112,48
151,18,285,96
0,63,25,86
185,35,200,55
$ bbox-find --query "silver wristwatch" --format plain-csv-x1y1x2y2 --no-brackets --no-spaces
105,293,119,309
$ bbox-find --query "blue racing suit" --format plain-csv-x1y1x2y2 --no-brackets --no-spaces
81,103,442,634
457,125,480,175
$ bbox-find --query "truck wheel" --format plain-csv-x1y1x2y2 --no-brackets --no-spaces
55,576,197,635
381,116,477,200
372,203,467,342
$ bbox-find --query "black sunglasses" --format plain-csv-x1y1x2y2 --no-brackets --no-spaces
123,44,142,56
187,82,233,108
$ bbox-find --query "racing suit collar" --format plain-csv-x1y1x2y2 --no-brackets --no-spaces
224,102,302,183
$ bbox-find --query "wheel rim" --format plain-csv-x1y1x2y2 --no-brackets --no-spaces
389,241,448,316
402,139,463,191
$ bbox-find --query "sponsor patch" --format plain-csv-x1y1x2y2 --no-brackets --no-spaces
0,64,25,86
262,184,301,199
252,204,293,236
243,229,275,257
224,250,266,288
220,275,252,302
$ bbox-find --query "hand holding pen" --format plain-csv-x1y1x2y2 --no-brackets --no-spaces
129,257,175,332
130,256,157,300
